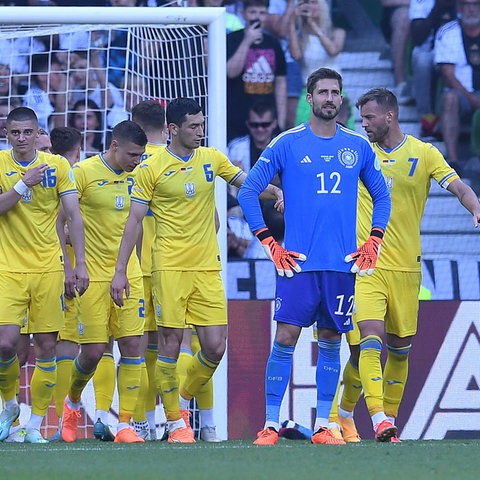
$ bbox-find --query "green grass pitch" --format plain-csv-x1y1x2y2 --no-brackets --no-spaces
2,439,480,480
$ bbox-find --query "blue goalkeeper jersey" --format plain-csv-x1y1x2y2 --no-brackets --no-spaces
238,123,391,273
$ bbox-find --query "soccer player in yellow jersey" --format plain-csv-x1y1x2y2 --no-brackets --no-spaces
130,100,169,440
0,107,89,444
332,88,480,443
61,120,148,444
111,97,282,443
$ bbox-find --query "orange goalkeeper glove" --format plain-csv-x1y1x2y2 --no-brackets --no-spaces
255,228,306,278
344,227,384,276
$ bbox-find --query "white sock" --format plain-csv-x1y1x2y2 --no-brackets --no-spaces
199,408,215,428
26,413,43,431
338,407,353,419
371,412,388,429
4,399,18,410
146,410,156,430
168,418,185,433
95,409,109,425
314,417,329,432
179,395,190,410
264,421,279,431
66,396,81,410
134,420,149,432
117,422,129,433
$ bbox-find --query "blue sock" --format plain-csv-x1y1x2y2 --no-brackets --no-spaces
265,340,295,425
315,338,341,420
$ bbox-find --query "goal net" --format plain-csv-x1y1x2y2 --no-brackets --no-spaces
0,5,227,440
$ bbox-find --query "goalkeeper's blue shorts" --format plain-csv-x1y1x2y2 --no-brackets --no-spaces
273,271,354,334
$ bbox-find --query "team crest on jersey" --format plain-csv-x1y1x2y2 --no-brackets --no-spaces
385,176,393,189
337,148,358,168
21,188,33,203
274,297,282,312
115,195,125,209
184,182,195,198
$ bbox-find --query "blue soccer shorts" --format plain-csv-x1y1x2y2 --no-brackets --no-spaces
273,271,354,334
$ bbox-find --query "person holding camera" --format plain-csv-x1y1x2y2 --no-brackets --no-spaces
227,0,287,142
288,0,351,127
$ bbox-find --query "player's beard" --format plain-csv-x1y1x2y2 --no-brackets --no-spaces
367,123,389,144
312,102,339,121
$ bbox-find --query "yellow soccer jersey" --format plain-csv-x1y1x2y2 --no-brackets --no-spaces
0,150,76,273
140,143,166,277
357,135,458,272
132,146,242,271
73,154,142,281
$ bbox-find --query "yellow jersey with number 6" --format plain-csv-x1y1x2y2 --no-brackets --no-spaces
132,146,242,271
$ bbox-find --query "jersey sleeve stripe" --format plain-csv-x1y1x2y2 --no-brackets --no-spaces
59,189,78,197
131,197,149,205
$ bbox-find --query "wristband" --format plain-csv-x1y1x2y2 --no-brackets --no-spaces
370,227,384,240
255,227,271,242
13,179,29,196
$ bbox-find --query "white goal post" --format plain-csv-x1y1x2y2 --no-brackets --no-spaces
0,5,228,440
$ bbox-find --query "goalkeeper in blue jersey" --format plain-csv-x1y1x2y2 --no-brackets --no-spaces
238,67,392,446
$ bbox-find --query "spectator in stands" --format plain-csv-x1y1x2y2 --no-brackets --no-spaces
228,99,279,176
69,99,104,159
106,0,139,89
69,50,125,129
265,0,303,129
410,0,457,138
434,0,480,171
288,0,353,128
381,0,412,105
0,99,11,151
227,0,287,142
23,53,68,131
228,100,282,258
0,62,11,101
227,192,253,258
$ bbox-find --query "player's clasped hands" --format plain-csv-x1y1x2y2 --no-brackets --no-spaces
345,227,384,276
255,227,306,278
23,163,50,187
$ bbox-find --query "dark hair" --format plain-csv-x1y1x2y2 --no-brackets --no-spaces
69,98,103,130
131,100,166,133
243,0,269,9
31,53,62,75
306,67,343,95
6,107,38,127
166,97,202,127
111,120,148,147
69,98,104,153
249,99,277,118
356,87,399,116
50,127,82,156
